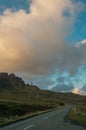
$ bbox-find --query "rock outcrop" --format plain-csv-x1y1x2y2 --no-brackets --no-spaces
0,73,25,90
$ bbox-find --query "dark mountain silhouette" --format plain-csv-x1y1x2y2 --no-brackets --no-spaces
0,72,39,91
0,73,25,91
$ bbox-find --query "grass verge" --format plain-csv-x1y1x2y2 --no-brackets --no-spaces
68,106,86,126
0,101,64,127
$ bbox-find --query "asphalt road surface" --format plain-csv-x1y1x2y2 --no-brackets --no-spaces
0,106,85,130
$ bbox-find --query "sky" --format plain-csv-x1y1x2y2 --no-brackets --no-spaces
0,0,86,95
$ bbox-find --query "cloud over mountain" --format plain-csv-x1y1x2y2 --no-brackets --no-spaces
72,87,86,95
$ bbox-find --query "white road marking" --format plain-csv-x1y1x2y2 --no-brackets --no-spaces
24,124,34,130
44,116,49,119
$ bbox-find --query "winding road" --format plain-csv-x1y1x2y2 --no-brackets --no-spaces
0,106,85,130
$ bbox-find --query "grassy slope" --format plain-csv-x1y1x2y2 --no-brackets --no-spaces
0,101,57,126
0,85,86,126
0,86,65,126
69,104,86,126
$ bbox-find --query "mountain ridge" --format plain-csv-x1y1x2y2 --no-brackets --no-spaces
0,72,39,91
0,72,85,106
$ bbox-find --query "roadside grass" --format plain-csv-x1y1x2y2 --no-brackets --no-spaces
0,86,66,126
0,100,64,127
69,105,86,126
0,85,86,127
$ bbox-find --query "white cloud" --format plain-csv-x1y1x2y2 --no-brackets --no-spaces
0,0,85,90
52,82,74,92
76,39,86,48
72,87,86,95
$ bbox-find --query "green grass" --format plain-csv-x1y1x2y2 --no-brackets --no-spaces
0,101,57,126
0,85,86,126
0,86,64,126
69,105,86,126
0,86,64,107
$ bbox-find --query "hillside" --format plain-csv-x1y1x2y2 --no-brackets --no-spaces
0,72,86,105
0,72,85,107
0,72,86,126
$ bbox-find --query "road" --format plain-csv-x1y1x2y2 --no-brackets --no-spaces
0,106,85,130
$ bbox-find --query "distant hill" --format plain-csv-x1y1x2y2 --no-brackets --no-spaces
0,72,85,106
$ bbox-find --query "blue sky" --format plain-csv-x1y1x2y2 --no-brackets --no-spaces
0,0,85,42
0,0,31,13
67,8,86,43
0,0,86,95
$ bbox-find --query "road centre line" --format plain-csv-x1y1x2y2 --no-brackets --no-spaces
24,124,34,130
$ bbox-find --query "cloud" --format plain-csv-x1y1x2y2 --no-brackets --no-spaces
76,39,86,47
81,86,86,92
72,88,81,95
0,0,85,90
57,76,65,82
72,87,86,95
51,82,74,92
